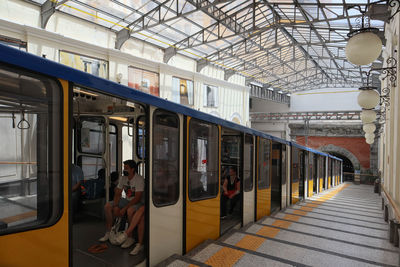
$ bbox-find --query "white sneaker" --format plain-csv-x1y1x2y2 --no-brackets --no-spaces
115,232,127,245
121,237,135,248
130,243,143,255
98,232,110,242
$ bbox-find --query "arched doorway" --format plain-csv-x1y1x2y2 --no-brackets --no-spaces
329,152,354,181
318,144,361,181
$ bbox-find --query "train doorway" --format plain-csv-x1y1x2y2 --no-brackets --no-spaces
271,142,282,214
220,128,243,235
71,87,148,267
330,153,354,181
243,134,255,226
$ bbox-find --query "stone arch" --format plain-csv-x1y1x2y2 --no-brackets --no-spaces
318,144,361,171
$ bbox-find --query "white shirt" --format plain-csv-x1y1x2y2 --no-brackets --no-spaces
117,173,144,201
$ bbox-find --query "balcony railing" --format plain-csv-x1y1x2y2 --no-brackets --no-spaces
249,84,290,105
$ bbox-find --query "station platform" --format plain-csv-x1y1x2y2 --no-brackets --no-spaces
159,183,399,267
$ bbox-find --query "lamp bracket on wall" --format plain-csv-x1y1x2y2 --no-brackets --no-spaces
367,57,397,87
347,0,400,25
379,108,387,123
380,87,391,106
388,0,400,21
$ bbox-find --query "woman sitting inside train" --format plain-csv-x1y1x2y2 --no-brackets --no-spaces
221,166,240,219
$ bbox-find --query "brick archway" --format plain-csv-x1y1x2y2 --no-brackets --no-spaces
318,144,361,171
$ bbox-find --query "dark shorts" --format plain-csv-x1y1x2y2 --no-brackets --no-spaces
113,198,144,211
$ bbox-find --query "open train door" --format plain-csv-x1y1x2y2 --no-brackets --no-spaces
185,117,220,252
149,107,183,265
243,134,255,225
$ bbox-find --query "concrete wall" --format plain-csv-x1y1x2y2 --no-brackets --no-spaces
290,88,359,112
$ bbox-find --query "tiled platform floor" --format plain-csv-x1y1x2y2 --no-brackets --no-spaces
160,183,399,267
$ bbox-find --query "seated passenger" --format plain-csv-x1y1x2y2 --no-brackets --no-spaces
99,160,144,249
221,166,240,218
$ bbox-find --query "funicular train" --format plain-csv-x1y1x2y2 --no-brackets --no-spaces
0,44,342,267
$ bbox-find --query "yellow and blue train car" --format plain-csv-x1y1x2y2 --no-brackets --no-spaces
0,44,342,267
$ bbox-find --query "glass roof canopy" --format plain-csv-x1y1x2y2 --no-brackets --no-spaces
36,0,387,93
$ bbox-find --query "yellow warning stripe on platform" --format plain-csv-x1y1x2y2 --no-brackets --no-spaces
235,235,265,251
256,225,280,238
271,219,292,229
203,184,349,266
205,247,244,267
283,214,301,221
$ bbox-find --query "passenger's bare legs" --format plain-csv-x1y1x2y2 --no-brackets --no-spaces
138,213,144,245
126,206,137,237
125,205,144,238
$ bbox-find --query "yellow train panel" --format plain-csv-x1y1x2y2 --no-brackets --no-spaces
257,188,271,220
292,181,299,204
308,180,313,197
319,178,323,192
328,177,331,189
186,197,220,252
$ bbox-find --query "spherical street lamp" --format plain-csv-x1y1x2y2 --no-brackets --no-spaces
358,87,380,109
360,109,377,123
363,123,376,133
365,133,375,139
366,138,374,145
346,31,382,66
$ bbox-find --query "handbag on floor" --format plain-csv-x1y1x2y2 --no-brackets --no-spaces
109,217,123,245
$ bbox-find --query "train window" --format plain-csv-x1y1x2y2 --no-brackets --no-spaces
243,135,253,192
188,119,219,201
292,147,300,182
328,158,332,179
258,138,271,190
312,154,318,181
0,64,62,235
122,124,133,163
321,156,325,180
78,118,105,155
78,156,105,180
281,145,287,185
152,109,179,207
137,116,146,159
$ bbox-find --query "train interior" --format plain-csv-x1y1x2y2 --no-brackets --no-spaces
271,142,282,214
72,86,146,267
220,129,242,235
